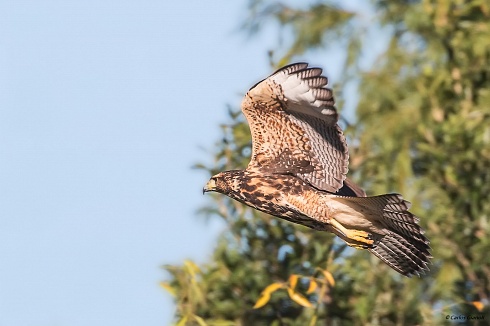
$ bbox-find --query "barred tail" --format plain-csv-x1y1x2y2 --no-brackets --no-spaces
370,194,431,277
337,193,432,277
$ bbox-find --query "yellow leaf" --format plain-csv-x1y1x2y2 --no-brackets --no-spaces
263,282,284,295
306,279,318,294
253,292,271,309
159,282,175,296
253,282,284,309
289,274,298,290
193,315,208,326
287,288,312,308
322,270,335,287
472,301,484,312
176,316,188,326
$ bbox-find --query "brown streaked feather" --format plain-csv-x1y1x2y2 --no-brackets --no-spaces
241,63,349,192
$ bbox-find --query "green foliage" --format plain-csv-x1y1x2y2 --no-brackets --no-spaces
164,0,489,324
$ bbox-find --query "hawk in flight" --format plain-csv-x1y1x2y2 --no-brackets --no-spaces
203,63,431,277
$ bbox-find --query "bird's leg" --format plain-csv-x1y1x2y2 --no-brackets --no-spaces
330,230,372,250
329,218,374,247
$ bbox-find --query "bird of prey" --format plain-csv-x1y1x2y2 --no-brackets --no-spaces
203,62,431,277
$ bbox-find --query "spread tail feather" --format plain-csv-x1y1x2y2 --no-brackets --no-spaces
369,230,431,277
333,194,431,277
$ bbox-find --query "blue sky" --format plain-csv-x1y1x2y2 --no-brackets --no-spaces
0,1,280,325
0,1,379,325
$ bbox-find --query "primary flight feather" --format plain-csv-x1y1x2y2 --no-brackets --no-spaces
203,63,431,277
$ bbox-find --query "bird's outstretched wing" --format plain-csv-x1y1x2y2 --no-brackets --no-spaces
241,62,349,192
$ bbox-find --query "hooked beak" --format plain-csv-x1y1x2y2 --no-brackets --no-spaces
203,178,216,195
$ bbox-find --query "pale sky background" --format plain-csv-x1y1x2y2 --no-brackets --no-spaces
0,1,379,325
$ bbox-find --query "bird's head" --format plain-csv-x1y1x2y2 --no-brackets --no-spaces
203,170,242,195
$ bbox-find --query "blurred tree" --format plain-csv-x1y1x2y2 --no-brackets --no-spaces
163,1,490,324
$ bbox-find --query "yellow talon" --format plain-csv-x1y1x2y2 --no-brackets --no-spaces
348,230,374,245
346,243,370,250
329,218,374,246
